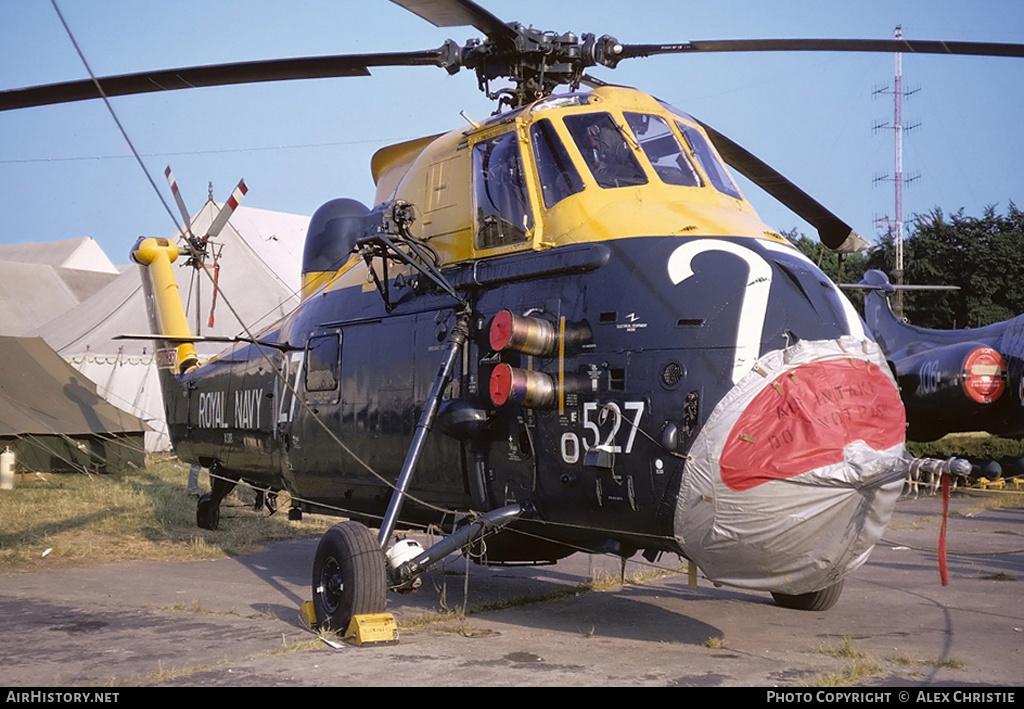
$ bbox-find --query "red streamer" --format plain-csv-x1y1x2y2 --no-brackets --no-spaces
938,474,951,586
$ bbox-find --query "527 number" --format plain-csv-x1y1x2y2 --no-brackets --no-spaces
560,401,646,464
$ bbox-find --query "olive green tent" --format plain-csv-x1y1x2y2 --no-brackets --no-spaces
0,337,146,474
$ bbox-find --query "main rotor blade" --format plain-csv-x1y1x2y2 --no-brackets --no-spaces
696,119,869,253
390,0,517,45
0,49,447,112
620,38,1024,61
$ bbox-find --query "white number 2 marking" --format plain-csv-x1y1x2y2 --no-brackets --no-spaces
667,240,773,384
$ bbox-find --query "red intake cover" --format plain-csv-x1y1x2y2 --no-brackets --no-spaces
720,358,905,491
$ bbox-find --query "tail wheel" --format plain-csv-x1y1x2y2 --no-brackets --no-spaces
771,580,844,611
311,521,387,632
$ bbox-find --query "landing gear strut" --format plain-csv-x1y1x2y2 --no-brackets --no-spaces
306,307,531,627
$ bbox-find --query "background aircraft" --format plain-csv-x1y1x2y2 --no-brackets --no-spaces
861,269,1022,441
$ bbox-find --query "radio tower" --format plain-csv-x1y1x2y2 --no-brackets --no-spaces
873,25,920,319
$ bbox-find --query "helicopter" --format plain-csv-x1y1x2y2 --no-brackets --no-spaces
2,0,1019,631
860,269,1023,442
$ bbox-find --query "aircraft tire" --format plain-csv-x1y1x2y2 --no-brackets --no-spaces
770,580,844,611
196,493,220,530
311,521,387,632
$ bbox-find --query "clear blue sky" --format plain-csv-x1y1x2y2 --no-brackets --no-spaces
0,0,1021,264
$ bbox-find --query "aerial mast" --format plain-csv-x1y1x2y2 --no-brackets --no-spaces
873,25,919,319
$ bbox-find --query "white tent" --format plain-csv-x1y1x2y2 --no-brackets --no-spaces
0,237,121,336
32,201,308,450
0,236,119,274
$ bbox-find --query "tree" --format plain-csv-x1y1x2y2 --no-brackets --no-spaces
785,230,868,310
867,204,1024,328
786,230,869,284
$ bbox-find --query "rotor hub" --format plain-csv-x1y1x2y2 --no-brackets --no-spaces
456,25,623,108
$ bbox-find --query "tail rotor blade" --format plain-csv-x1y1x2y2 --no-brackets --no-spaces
164,166,195,239
205,179,248,239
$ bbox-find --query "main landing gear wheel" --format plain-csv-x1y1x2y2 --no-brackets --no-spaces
195,471,235,531
196,493,220,530
311,521,387,632
771,580,844,611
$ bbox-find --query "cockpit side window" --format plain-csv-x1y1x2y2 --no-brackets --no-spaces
564,113,648,189
529,118,585,208
624,112,701,188
676,123,743,199
473,132,533,250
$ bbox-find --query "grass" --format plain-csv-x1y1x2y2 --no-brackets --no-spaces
99,629,353,686
395,609,498,637
908,434,1024,460
589,564,688,591
95,659,220,687
471,588,579,613
959,493,1024,515
807,658,885,687
457,564,685,615
100,635,323,686
802,637,885,687
158,599,277,620
802,638,967,686
979,572,1017,581
396,562,686,638
888,651,965,670
889,651,916,667
258,635,328,657
815,636,869,660
0,457,332,571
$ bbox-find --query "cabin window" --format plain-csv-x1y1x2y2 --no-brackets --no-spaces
529,118,585,208
623,112,701,188
563,112,647,189
676,123,743,199
473,132,533,250
305,332,340,393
